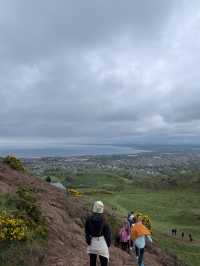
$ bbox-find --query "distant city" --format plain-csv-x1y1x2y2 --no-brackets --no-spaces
17,144,200,179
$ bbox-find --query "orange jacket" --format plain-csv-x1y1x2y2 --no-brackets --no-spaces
131,222,151,240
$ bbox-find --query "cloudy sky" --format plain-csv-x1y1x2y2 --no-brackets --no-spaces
0,0,200,147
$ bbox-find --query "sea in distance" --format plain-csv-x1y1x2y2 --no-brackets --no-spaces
0,144,147,158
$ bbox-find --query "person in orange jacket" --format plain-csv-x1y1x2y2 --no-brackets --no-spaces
130,216,152,266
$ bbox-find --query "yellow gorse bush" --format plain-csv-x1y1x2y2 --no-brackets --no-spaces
67,188,81,197
135,211,152,232
0,210,28,241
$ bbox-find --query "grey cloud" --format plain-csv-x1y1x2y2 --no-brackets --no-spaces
0,0,176,63
0,0,200,145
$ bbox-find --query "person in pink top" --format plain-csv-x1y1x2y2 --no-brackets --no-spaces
119,218,130,252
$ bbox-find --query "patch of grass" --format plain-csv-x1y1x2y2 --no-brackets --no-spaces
70,169,128,190
82,188,113,195
0,240,46,266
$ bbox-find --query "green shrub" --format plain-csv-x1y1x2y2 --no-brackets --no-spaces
45,176,51,183
15,187,43,225
3,156,25,172
107,214,120,242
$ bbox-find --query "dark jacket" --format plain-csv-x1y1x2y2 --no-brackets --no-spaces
85,214,112,247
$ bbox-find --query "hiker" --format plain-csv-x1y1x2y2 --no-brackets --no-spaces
181,232,184,240
172,228,177,236
131,216,152,266
189,233,193,242
128,211,135,249
85,201,112,266
127,211,132,222
128,211,135,226
119,218,130,252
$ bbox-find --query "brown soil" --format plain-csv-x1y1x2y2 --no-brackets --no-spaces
0,162,176,266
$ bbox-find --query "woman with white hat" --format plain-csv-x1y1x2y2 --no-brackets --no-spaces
85,201,112,266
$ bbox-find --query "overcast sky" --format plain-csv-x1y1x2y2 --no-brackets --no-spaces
0,0,200,147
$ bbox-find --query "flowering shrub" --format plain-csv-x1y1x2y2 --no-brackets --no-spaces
68,188,81,197
135,211,152,231
0,210,27,241
3,156,25,172
0,187,48,244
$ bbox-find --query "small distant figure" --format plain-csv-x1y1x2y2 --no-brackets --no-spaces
171,228,177,237
189,233,193,242
181,232,184,240
128,211,135,226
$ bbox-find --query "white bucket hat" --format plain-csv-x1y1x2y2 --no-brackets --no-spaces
92,201,104,214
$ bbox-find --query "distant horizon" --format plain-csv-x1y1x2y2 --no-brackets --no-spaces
1,140,200,149
1,142,200,159
0,144,145,158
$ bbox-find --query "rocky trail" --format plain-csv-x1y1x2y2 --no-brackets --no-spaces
0,162,176,266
